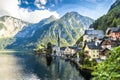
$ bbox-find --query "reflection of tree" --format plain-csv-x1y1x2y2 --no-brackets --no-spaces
37,56,84,80
46,55,52,66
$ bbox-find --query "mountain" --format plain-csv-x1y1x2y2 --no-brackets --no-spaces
0,16,28,38
0,16,28,49
91,0,120,31
6,12,94,50
109,0,120,10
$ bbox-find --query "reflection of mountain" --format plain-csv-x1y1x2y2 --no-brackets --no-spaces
6,12,94,50
91,0,120,31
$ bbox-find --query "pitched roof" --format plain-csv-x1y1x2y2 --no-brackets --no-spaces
60,47,66,50
85,30,104,35
106,27,120,33
84,30,104,39
68,46,81,50
60,46,82,51
85,42,102,50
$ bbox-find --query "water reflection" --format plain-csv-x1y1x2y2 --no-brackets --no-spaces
0,52,85,80
44,54,85,80
46,54,53,66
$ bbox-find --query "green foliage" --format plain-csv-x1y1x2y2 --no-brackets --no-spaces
92,46,120,80
75,36,83,47
35,44,45,50
91,1,120,32
0,23,6,30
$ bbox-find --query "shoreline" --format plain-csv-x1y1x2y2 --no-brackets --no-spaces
0,49,33,53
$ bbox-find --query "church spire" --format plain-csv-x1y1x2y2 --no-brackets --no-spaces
57,30,61,47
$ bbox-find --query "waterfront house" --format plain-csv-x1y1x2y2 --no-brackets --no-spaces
83,41,102,61
60,46,81,56
60,47,66,55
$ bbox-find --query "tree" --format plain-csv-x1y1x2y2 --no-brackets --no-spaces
47,42,53,54
92,46,120,80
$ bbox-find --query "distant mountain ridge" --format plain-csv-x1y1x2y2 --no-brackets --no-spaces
6,12,94,50
91,0,120,31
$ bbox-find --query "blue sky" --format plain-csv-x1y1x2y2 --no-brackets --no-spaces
0,0,116,23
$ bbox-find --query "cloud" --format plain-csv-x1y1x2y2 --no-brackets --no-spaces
0,0,59,23
34,0,47,5
19,9,60,23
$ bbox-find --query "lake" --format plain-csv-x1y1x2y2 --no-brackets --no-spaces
0,51,86,80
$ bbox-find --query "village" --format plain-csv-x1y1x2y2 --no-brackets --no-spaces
34,26,120,70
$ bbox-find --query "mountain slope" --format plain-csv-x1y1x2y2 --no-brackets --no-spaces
91,0,120,31
6,12,94,50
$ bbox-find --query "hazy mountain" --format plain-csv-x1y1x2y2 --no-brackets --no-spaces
0,16,28,38
6,12,94,50
91,0,120,31
0,16,29,49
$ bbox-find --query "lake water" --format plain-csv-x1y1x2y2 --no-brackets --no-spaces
0,51,86,80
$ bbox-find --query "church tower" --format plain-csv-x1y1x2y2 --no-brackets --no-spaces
56,29,61,56
57,30,61,48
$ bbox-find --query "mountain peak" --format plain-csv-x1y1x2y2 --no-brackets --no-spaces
61,11,83,20
65,12,81,16
49,15,57,19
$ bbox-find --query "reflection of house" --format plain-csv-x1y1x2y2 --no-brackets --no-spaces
106,27,120,40
83,42,102,60
60,46,81,55
83,30,104,42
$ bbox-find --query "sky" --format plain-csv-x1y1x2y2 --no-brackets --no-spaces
0,0,116,23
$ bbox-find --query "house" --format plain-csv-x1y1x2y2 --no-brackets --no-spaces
99,48,110,60
111,40,120,47
100,48,110,55
60,46,81,56
100,37,112,49
60,47,66,55
100,36,120,49
83,41,102,61
106,27,120,40
83,30,104,42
